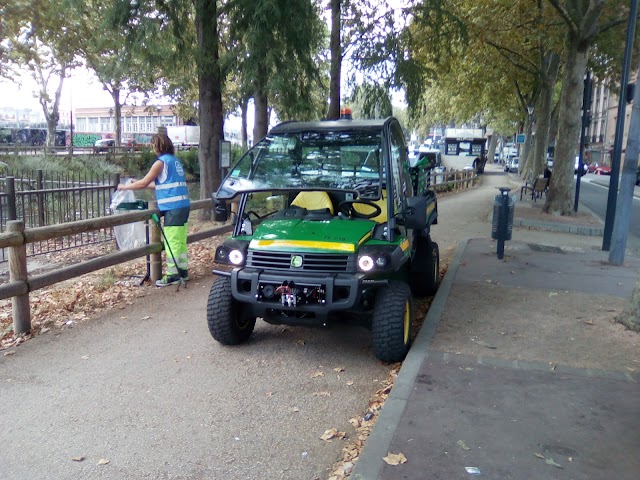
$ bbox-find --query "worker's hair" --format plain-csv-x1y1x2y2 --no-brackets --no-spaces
151,133,175,155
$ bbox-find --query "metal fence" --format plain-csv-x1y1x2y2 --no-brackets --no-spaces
0,169,118,261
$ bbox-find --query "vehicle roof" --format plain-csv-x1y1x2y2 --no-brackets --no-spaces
269,118,394,135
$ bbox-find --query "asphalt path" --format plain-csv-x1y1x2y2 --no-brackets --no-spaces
0,279,392,480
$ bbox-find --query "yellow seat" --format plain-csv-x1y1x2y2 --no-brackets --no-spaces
353,190,388,223
291,191,335,214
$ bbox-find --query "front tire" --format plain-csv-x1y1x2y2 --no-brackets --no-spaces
371,282,414,363
207,276,256,345
410,236,440,297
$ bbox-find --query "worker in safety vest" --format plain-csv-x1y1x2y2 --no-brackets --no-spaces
117,133,190,286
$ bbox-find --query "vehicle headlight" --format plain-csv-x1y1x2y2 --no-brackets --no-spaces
358,253,389,272
358,255,375,271
215,244,247,266
228,249,245,265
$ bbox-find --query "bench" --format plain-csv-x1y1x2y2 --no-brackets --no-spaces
520,177,549,202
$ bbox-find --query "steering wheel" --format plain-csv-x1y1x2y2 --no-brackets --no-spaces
337,199,382,220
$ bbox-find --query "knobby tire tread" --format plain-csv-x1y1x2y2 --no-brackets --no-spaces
207,276,255,345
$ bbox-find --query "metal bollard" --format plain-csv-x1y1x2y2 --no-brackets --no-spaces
491,187,515,260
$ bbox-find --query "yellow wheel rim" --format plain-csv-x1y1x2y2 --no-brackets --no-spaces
403,300,410,345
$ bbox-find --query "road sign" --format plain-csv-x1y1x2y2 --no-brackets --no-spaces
516,134,526,144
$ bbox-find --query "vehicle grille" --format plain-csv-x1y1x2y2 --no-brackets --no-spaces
247,251,352,272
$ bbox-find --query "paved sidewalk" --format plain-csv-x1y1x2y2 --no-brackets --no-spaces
353,238,640,480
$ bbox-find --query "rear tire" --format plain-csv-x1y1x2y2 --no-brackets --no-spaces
207,276,256,345
410,236,440,297
371,282,414,363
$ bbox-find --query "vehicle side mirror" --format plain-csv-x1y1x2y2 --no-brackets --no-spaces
212,196,229,222
403,195,428,230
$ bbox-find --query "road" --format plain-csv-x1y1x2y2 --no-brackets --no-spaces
578,174,640,254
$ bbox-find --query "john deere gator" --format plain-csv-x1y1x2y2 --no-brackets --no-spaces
208,116,439,362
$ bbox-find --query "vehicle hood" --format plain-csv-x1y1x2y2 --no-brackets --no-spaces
249,218,375,253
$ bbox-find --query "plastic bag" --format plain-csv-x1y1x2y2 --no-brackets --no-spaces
111,180,147,250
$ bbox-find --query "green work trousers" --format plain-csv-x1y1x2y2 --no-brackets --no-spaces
161,206,190,276
163,224,188,276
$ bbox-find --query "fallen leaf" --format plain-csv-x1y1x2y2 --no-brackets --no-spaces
97,458,110,465
475,340,497,349
583,320,594,325
457,440,471,450
266,392,273,397
3,351,16,356
291,407,300,413
71,456,85,462
296,340,305,346
346,380,354,386
568,457,573,463
81,355,89,360
313,391,331,397
311,371,324,378
534,453,545,459
383,452,407,465
320,428,346,441
545,457,563,468
334,367,345,373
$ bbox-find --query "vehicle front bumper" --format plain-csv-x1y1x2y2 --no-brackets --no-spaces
213,268,387,321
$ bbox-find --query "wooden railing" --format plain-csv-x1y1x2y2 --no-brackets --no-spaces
0,199,231,335
428,169,476,192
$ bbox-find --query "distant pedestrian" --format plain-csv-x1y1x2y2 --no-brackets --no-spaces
117,133,190,286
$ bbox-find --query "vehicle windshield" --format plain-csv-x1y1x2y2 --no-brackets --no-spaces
216,130,383,199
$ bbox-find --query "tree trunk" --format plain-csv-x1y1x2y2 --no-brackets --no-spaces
195,0,224,220
533,53,560,180
616,275,640,331
327,0,341,120
41,66,66,148
240,97,248,149
487,134,498,163
519,116,534,178
544,39,589,215
111,88,122,147
253,68,269,142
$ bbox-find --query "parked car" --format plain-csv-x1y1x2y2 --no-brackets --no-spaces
574,157,588,174
505,157,519,173
93,138,115,153
593,164,612,175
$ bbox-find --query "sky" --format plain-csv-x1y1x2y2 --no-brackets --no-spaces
0,68,113,113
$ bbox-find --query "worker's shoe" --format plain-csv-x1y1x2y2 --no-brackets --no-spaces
155,274,182,287
178,268,190,282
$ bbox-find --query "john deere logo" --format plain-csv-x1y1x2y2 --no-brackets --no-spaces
291,255,303,268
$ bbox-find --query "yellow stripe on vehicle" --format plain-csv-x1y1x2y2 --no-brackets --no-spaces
358,232,373,245
250,239,356,252
427,203,436,215
400,239,410,251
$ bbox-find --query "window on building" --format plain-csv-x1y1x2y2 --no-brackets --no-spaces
88,117,99,132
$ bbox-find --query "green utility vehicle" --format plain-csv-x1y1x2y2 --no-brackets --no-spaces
208,116,439,362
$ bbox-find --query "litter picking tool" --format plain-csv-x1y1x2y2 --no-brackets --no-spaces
151,213,187,290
